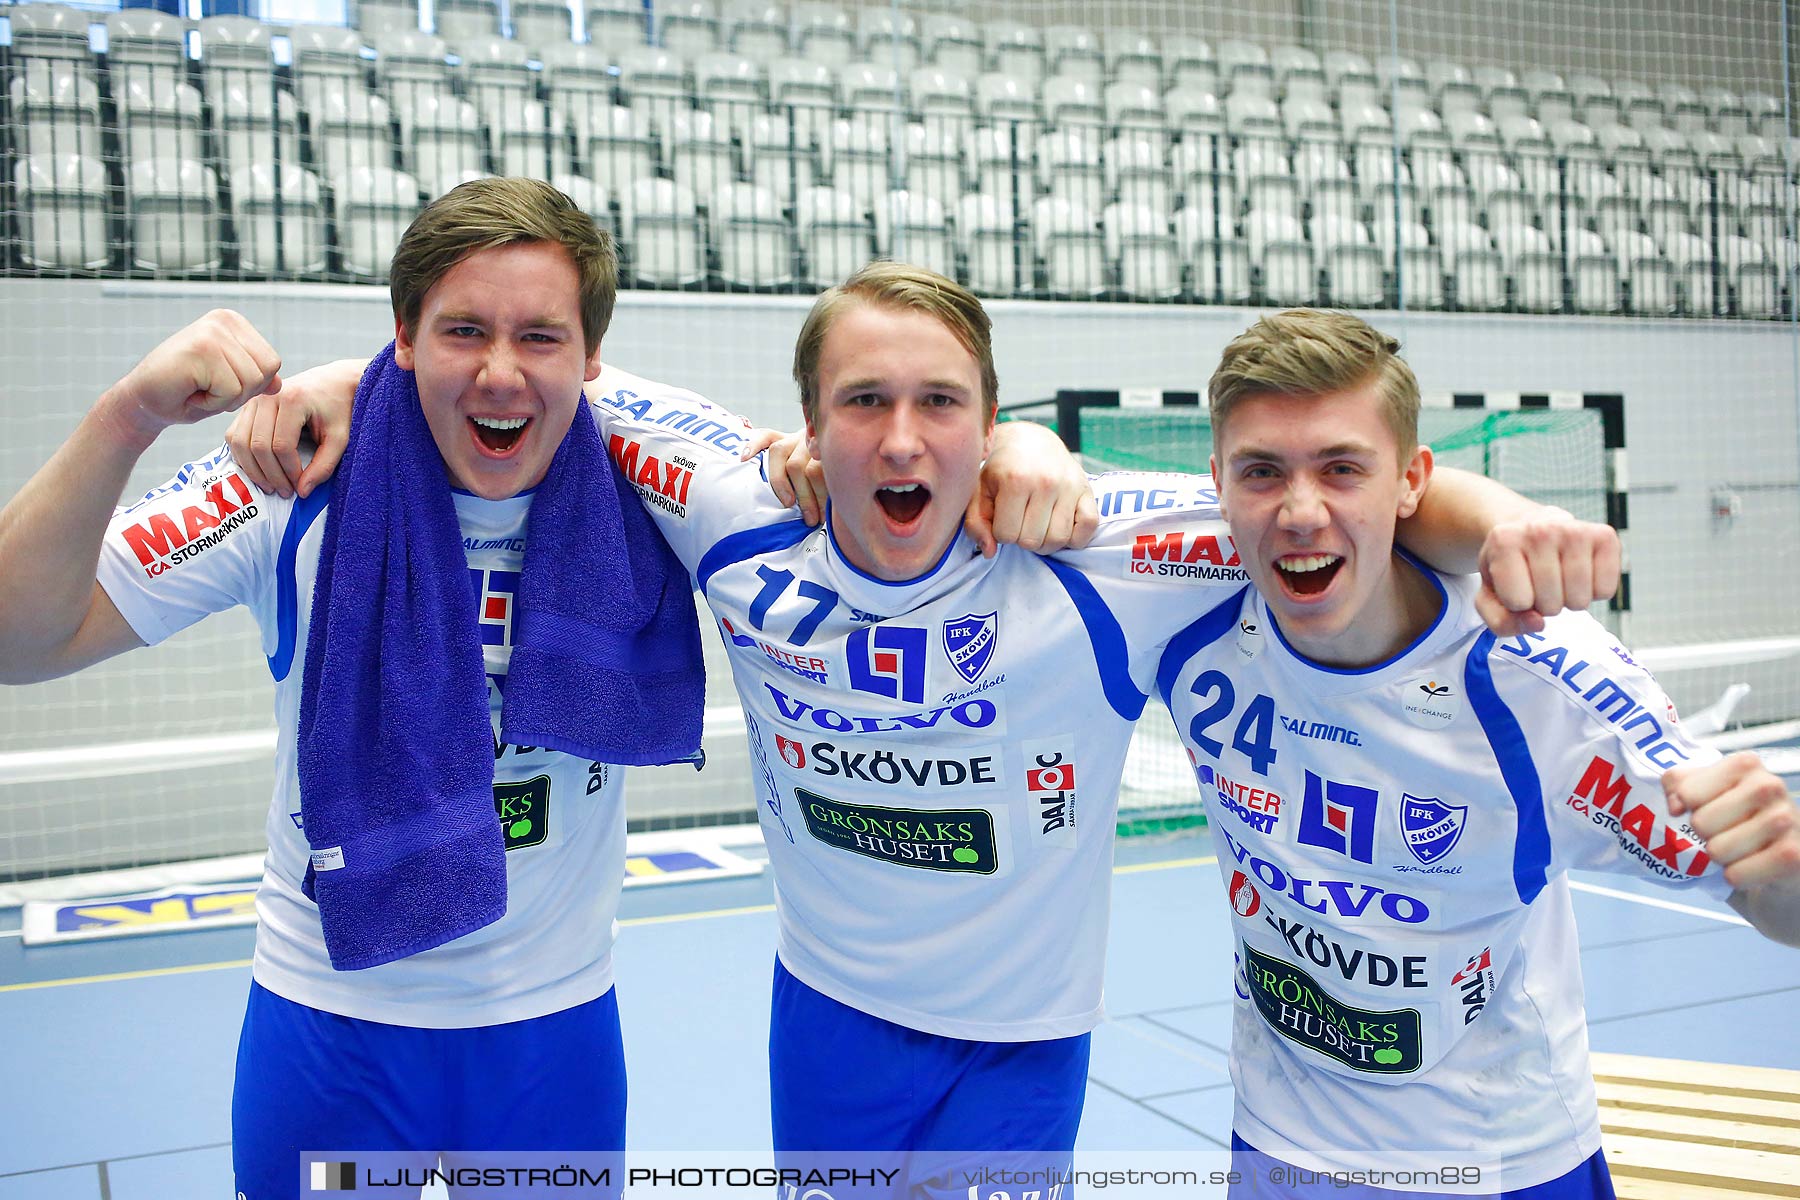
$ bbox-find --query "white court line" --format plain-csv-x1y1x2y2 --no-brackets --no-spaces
1568,879,1748,926
0,869,1732,942
1,868,1742,972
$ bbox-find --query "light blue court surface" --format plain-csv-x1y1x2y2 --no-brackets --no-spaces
3,829,1798,1199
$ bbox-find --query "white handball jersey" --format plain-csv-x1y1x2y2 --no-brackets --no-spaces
97,443,626,1028
590,367,1248,1040
1158,563,1729,1189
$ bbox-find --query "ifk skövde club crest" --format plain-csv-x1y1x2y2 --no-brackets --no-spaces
943,612,999,685
1400,794,1468,865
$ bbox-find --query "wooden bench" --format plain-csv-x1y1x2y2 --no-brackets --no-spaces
1594,1052,1800,1198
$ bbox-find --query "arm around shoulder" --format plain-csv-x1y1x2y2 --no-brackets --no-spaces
225,357,364,499
969,420,1097,556
1403,467,1621,636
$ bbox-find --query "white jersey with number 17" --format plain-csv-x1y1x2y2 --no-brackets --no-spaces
588,367,1247,1041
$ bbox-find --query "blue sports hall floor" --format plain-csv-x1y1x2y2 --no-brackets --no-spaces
3,813,1798,1199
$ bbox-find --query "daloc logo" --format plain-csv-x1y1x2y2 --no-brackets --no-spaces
942,611,998,685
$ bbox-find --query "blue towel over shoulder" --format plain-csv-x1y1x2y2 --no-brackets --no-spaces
296,345,704,972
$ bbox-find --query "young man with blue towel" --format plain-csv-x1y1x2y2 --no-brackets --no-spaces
235,259,1626,1196
0,178,705,1199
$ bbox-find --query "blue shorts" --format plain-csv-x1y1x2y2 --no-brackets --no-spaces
1229,1134,1617,1200
232,981,625,1200
769,958,1090,1198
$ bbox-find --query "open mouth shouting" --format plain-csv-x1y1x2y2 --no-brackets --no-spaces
875,481,931,528
1275,552,1344,598
470,415,530,455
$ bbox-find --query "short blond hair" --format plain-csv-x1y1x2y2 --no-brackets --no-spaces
1209,310,1420,456
793,261,999,426
389,177,617,357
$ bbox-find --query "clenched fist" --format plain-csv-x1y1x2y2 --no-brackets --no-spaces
101,310,282,447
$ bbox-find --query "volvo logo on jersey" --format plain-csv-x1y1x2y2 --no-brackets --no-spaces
1400,795,1468,865
761,681,1006,735
942,612,998,685
1220,827,1431,923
